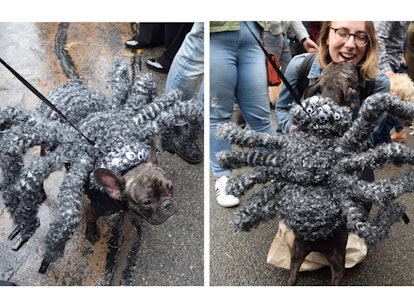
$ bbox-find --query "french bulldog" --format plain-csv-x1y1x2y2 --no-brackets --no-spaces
85,140,177,244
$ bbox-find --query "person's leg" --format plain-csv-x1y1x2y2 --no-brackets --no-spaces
210,30,238,177
146,23,193,73
125,22,164,49
236,22,276,137
162,22,204,164
165,22,204,99
210,29,240,207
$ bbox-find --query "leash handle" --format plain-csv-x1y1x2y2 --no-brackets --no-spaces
0,57,96,147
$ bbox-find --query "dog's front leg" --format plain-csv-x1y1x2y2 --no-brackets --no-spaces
288,237,308,286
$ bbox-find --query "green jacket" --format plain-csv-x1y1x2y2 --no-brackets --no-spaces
210,21,267,33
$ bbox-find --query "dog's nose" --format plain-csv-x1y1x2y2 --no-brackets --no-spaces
160,199,173,211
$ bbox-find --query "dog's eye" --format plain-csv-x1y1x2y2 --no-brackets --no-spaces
142,199,152,207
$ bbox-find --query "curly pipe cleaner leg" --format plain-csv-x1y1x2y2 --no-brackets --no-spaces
216,122,284,150
340,93,414,151
232,182,285,232
107,58,131,108
216,149,279,170
338,142,414,174
0,121,61,228
39,153,94,274
8,146,69,251
226,166,279,197
345,199,407,246
0,106,30,132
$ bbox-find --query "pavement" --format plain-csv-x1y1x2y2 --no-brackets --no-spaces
0,22,203,286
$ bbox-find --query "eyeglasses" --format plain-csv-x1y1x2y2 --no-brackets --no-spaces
330,27,369,46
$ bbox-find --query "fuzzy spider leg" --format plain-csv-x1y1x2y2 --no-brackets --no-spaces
7,145,72,251
216,149,279,170
344,198,407,246
340,93,414,151
339,142,414,174
0,105,30,131
225,166,278,197
232,181,286,232
216,122,284,150
39,151,94,274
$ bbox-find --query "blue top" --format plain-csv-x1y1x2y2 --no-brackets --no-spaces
276,53,390,134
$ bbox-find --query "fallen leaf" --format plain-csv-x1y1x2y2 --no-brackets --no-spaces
37,79,47,87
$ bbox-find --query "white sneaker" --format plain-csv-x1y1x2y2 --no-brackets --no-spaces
215,176,240,207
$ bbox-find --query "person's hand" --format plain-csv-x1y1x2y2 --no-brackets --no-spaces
302,37,318,53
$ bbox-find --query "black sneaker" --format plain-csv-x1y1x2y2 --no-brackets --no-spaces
145,58,169,74
163,124,202,164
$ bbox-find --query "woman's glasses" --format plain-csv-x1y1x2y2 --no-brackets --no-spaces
330,27,369,46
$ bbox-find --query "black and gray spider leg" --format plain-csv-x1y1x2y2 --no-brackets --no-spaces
216,122,284,150
232,181,286,232
7,146,71,251
224,166,277,197
343,197,407,246
0,106,30,131
338,142,414,174
39,151,94,274
217,149,279,170
339,93,414,151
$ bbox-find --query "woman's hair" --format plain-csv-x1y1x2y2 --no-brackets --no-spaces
317,21,379,80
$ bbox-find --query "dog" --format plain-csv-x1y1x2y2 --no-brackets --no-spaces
286,61,358,286
304,61,359,107
85,139,177,244
389,73,414,135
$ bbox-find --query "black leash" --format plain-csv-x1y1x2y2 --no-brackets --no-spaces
0,57,97,147
243,22,302,105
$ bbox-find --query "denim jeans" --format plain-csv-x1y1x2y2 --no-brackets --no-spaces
210,21,276,177
165,22,204,110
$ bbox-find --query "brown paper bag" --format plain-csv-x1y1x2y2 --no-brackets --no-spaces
267,220,367,272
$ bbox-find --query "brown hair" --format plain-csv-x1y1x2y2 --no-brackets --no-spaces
317,21,380,80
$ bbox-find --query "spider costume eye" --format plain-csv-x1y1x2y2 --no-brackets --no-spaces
333,113,341,121
318,112,328,122
306,106,314,114
126,151,136,160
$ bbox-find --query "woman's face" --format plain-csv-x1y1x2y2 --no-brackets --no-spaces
327,21,368,65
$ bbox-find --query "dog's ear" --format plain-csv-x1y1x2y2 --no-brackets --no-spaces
93,168,126,200
304,79,322,99
148,138,158,164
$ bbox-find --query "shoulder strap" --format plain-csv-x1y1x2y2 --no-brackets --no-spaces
297,53,317,98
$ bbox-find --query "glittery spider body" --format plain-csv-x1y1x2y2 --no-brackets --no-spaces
0,58,203,271
217,93,414,246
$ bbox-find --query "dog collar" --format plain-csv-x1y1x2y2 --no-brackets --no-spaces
103,142,149,172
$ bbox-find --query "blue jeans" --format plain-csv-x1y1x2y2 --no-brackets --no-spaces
165,22,204,110
210,21,276,177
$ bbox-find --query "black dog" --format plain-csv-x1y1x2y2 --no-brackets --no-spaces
288,61,358,286
85,140,177,244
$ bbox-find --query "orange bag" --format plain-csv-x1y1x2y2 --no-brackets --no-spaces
266,53,282,86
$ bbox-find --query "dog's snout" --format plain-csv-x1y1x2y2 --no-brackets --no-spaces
161,199,173,211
